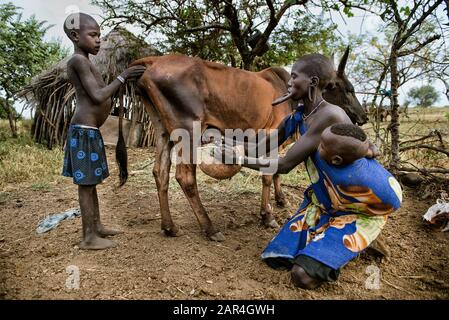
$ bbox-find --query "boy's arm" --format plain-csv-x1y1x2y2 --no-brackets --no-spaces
69,55,145,105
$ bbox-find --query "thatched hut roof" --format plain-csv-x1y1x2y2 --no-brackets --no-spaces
20,27,160,149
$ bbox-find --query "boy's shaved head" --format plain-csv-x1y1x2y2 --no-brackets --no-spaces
292,54,335,90
64,13,98,38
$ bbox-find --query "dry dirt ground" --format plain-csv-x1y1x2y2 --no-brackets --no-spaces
1,147,448,300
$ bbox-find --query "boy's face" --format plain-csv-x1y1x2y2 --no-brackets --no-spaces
318,127,369,165
70,19,101,55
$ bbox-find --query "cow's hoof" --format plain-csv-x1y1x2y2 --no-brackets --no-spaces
162,227,184,237
266,219,280,228
209,231,225,242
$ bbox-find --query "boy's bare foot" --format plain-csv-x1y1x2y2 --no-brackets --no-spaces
79,235,117,250
97,224,123,237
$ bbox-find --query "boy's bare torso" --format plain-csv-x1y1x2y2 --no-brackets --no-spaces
67,54,112,128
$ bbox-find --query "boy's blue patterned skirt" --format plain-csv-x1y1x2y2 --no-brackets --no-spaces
62,124,109,185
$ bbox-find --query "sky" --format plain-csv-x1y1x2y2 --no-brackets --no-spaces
4,0,447,118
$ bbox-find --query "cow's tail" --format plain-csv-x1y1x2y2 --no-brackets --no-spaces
116,88,128,187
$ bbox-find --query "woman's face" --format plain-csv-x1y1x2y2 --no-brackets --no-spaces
288,67,311,101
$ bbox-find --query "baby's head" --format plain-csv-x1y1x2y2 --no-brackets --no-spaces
318,123,369,166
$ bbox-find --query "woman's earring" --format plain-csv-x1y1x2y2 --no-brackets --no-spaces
308,85,316,104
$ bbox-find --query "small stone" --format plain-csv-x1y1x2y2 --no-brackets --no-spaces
189,289,195,295
206,280,213,284
43,251,58,258
161,277,168,283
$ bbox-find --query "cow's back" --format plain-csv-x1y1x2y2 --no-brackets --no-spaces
132,54,291,132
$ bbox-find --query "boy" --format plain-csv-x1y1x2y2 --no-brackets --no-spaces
62,13,146,249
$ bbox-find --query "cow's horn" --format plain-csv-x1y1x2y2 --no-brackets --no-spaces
272,92,293,106
337,46,350,76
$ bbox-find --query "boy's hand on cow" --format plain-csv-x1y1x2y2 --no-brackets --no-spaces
120,66,146,81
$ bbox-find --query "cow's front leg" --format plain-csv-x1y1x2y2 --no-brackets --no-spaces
261,175,279,228
153,133,181,237
175,163,225,241
273,173,288,208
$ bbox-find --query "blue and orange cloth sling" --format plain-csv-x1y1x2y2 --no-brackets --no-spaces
262,105,402,272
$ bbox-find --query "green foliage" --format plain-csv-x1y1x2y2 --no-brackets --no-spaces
255,14,342,69
0,97,20,119
0,2,67,99
444,112,449,120
407,85,439,108
93,0,341,69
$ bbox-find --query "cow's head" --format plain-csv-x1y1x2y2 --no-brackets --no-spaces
323,47,368,125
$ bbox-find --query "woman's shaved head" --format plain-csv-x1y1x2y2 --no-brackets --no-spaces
292,54,335,90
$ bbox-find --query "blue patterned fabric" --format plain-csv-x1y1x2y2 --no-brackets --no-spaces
262,105,402,270
62,125,109,185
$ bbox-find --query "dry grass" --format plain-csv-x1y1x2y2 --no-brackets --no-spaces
0,120,64,190
364,107,449,170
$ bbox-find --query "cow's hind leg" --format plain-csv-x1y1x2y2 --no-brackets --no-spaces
175,163,225,241
261,175,280,228
273,173,288,208
153,131,181,237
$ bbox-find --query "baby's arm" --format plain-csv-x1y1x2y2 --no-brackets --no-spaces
68,55,145,104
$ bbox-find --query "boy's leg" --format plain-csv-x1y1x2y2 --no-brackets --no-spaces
92,188,122,236
78,185,116,250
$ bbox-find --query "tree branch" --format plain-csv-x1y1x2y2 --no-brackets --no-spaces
398,34,441,57
397,0,444,48
400,144,449,156
187,24,231,32
398,166,449,174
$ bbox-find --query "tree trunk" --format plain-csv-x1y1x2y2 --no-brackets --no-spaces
2,99,18,138
242,57,254,71
389,49,400,173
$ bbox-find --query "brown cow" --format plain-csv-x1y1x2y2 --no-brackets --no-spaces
131,49,366,241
